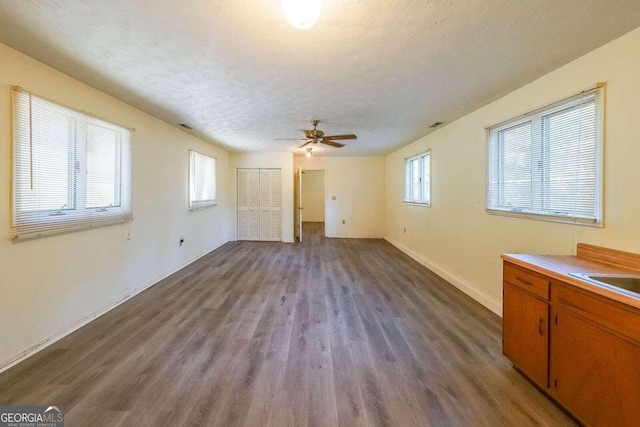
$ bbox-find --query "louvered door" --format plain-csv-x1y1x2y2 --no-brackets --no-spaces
237,168,281,241
237,169,261,240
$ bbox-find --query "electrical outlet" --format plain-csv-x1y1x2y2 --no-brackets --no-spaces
179,238,184,246
342,220,345,224
332,196,336,200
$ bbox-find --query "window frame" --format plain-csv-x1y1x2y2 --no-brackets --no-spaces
188,150,217,211
486,85,604,226
11,87,132,241
404,150,431,207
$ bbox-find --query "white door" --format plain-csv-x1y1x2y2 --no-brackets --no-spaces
237,168,261,240
238,168,281,241
237,168,249,239
260,169,282,241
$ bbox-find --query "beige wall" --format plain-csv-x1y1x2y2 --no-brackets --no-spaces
295,156,385,238
385,27,640,315
0,43,232,369
301,170,325,222
230,152,294,242
5,21,640,371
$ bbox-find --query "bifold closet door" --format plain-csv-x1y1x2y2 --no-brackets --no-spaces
237,168,281,241
259,169,282,241
237,169,260,240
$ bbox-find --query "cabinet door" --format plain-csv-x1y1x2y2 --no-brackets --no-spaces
503,281,549,388
550,307,640,427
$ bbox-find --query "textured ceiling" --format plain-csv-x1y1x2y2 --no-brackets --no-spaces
1,1,640,156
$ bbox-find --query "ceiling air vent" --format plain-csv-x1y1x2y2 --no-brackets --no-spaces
178,123,193,130
429,121,444,128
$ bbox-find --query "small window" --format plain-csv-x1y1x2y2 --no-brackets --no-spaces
189,150,217,210
487,85,604,225
404,151,431,206
11,87,132,240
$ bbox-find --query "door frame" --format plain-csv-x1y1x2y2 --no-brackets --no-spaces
296,168,326,240
295,167,302,242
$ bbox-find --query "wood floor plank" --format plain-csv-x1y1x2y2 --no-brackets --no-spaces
0,222,575,426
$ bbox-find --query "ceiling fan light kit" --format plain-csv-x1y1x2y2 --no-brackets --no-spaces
284,120,358,153
283,0,322,30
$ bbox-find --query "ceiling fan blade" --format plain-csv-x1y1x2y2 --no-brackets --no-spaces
275,138,307,141
323,134,357,140
321,140,345,148
297,140,313,148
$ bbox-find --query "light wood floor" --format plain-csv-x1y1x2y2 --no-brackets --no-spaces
0,223,574,426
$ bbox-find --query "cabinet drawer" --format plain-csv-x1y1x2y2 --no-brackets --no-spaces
552,283,640,344
504,264,550,300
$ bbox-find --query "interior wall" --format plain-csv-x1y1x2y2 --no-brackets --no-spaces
295,156,385,238
301,170,325,222
0,43,232,369
230,152,294,242
385,27,640,315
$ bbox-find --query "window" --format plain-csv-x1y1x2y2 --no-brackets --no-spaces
404,151,430,205
189,150,217,210
11,87,132,241
487,85,604,225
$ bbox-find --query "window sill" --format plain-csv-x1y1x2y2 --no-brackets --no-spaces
403,201,431,208
486,208,602,227
189,202,217,212
12,217,132,242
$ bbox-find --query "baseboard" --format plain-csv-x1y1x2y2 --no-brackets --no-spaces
325,234,384,239
384,236,502,316
0,240,229,374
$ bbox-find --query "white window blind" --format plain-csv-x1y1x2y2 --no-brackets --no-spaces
189,150,217,209
11,87,132,241
404,151,431,205
487,85,604,225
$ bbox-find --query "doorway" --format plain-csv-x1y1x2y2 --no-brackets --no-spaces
295,168,325,242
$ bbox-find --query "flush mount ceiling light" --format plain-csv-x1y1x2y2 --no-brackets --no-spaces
283,0,322,30
306,147,313,157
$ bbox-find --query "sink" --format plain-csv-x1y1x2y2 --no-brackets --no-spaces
570,273,640,297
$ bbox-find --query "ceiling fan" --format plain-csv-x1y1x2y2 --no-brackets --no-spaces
280,120,357,148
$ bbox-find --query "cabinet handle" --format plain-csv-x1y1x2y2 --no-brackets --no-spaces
516,277,533,286
538,318,545,336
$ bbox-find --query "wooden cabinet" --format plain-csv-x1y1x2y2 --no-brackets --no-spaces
503,262,640,427
550,284,640,426
503,277,549,388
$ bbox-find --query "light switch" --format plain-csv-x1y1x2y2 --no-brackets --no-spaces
332,196,336,200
